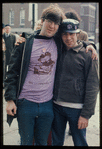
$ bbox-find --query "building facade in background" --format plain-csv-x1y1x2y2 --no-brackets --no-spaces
2,2,99,43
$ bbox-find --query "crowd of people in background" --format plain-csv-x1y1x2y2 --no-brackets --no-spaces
2,24,20,85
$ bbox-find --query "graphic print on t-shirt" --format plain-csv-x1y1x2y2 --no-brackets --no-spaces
18,38,58,103
34,52,55,75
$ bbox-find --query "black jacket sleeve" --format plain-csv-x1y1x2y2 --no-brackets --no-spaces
4,42,25,101
83,41,97,50
80,52,99,119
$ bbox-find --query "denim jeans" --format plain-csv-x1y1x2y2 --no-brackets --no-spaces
17,98,54,145
52,103,88,146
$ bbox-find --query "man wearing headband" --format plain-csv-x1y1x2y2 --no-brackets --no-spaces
52,19,99,146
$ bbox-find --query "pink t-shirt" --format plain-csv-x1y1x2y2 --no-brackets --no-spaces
18,37,57,103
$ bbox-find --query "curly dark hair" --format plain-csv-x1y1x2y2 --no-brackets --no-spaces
65,8,81,22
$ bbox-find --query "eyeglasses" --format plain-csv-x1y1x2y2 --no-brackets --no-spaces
46,19,60,25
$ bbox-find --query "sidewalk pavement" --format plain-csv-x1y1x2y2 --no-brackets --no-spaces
3,92,100,146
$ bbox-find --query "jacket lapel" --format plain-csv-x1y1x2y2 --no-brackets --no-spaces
18,36,34,95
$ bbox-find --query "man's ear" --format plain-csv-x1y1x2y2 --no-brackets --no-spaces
76,33,80,37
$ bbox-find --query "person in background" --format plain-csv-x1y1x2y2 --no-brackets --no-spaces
34,19,42,31
3,24,16,72
65,8,88,41
2,23,5,35
14,32,20,40
52,19,99,146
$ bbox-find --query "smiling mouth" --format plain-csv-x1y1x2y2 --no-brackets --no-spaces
66,41,72,45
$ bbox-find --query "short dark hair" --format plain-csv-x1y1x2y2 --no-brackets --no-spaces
65,8,81,22
41,4,65,25
5,24,11,27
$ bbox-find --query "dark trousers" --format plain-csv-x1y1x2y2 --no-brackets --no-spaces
17,99,54,145
52,103,88,146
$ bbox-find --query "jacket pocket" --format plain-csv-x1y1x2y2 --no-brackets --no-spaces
75,78,85,96
59,78,76,95
17,98,26,106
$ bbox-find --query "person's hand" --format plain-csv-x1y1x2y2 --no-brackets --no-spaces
6,100,17,116
86,45,98,60
78,116,88,129
15,34,26,46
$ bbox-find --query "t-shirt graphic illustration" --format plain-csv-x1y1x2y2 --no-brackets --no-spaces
34,52,55,75
18,38,57,103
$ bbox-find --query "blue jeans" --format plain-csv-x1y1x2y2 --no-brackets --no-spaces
52,103,88,146
17,99,54,145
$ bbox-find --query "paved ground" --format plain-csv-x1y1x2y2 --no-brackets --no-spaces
3,92,100,146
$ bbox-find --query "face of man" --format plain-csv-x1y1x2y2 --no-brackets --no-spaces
39,19,59,37
5,26,11,34
62,32,78,49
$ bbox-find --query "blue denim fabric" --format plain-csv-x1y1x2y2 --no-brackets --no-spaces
52,103,88,146
17,99,54,145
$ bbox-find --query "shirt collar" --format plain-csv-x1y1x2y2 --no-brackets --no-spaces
34,30,53,40
5,33,10,37
70,41,83,53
